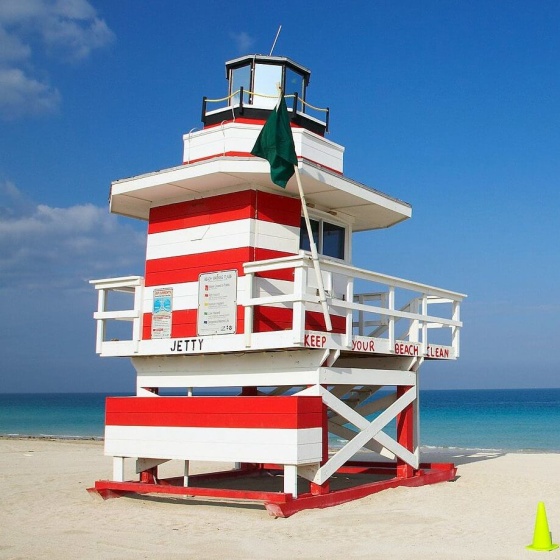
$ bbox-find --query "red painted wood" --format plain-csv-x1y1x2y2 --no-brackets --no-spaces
265,466,457,517
143,309,244,340
91,479,291,504
255,191,301,228
88,463,456,517
148,190,300,234
107,396,323,415
306,311,346,334
396,385,415,478
148,191,256,234
253,307,346,334
105,396,323,429
145,247,294,286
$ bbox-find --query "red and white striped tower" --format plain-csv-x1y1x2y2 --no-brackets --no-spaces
89,54,465,516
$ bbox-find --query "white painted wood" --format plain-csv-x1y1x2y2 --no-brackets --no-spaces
181,122,344,173
112,456,125,482
297,463,320,483
284,465,298,498
318,368,417,387
136,457,168,473
109,158,412,231
105,426,322,465
308,387,417,485
328,422,395,459
146,219,299,260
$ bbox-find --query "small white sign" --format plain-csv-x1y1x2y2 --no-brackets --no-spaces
152,287,173,339
197,270,237,335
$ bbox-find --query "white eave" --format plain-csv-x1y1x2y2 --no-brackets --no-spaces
110,157,412,232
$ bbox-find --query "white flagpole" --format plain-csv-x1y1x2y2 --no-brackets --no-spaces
272,84,331,331
293,164,332,332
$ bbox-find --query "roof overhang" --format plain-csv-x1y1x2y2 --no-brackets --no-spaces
110,157,412,232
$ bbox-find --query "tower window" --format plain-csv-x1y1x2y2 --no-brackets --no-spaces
300,217,346,260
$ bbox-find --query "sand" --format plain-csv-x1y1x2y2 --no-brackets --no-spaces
1,438,559,559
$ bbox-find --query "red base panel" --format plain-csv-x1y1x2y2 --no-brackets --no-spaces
87,462,457,517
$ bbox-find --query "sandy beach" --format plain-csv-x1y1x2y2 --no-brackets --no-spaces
1,438,559,559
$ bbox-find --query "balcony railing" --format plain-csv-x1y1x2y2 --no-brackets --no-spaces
90,255,464,358
90,276,144,355
243,254,465,357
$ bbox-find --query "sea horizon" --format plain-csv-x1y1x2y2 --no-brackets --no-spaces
1,388,560,453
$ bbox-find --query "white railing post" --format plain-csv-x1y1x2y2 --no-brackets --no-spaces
388,287,395,349
132,281,144,353
244,271,254,348
452,300,461,357
292,262,307,345
345,276,354,348
421,294,428,353
95,288,107,354
409,298,419,343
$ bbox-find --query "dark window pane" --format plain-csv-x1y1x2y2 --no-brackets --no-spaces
300,218,320,252
322,222,345,259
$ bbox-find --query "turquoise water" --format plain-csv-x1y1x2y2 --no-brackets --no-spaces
1,389,559,452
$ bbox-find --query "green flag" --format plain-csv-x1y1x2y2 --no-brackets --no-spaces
251,96,298,188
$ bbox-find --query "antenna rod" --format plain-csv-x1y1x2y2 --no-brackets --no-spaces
269,25,282,56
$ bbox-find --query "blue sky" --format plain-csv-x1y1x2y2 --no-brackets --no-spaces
1,0,558,392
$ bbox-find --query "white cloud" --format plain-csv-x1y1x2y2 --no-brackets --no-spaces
0,0,114,119
230,31,255,54
0,181,145,291
0,67,61,119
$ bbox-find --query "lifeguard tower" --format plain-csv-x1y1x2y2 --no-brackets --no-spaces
88,54,465,516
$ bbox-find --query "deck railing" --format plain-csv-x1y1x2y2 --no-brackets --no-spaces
243,254,465,357
90,276,144,355
90,255,464,358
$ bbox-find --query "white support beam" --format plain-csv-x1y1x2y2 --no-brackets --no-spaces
328,421,395,459
318,367,416,387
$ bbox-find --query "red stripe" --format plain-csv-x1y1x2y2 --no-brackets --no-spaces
148,191,255,234
148,190,300,234
254,307,346,334
255,191,301,227
144,248,294,286
106,396,323,429
142,308,245,339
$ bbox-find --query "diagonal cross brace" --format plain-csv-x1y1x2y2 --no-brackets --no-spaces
297,384,418,485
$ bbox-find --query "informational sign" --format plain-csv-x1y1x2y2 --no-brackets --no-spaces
152,287,173,339
197,270,237,335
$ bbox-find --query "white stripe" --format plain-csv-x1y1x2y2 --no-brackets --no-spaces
146,218,299,260
105,426,322,465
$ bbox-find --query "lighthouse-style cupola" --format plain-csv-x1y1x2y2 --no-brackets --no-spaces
202,55,328,135
89,53,465,516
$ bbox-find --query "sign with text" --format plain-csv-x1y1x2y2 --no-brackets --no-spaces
197,270,237,335
152,287,173,339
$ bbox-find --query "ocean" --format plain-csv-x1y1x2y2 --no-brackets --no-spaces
1,389,559,452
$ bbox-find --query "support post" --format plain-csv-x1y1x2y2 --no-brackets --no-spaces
396,386,415,478
284,465,298,497
112,457,125,482
140,466,157,484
